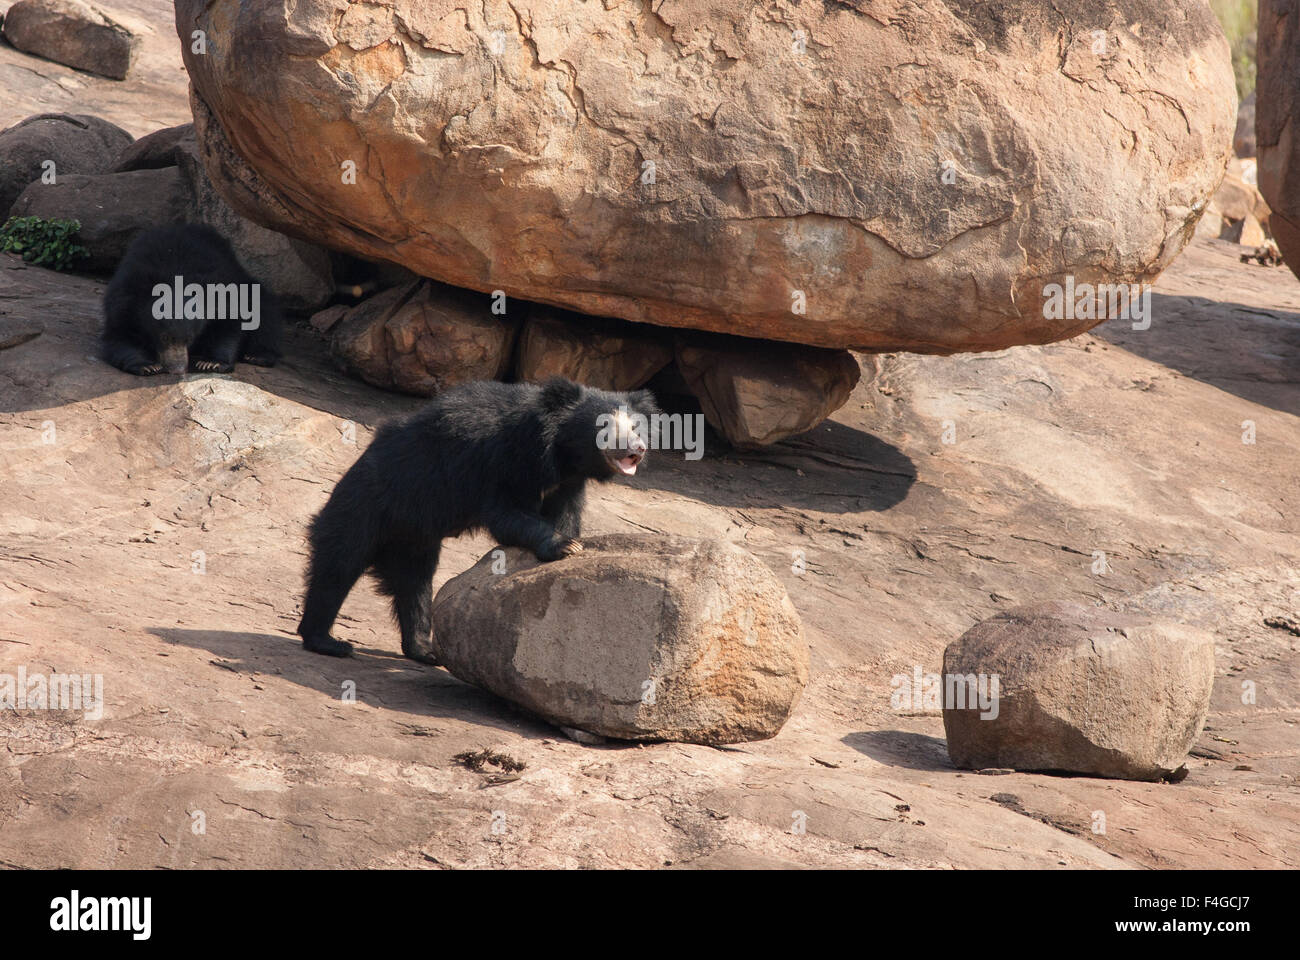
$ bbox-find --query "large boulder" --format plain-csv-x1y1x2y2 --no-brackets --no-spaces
431,535,809,744
329,278,519,395
9,167,188,271
0,114,133,219
942,603,1215,782
1258,1,1300,282
176,0,1235,353
676,336,861,448
1,0,144,81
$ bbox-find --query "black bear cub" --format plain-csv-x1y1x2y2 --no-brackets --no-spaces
100,224,282,375
298,377,660,659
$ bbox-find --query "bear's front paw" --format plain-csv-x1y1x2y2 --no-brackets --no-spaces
193,358,234,373
126,362,163,376
240,352,279,368
537,537,582,562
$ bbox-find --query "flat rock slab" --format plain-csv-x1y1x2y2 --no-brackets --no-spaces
9,166,187,271
431,534,809,744
942,603,1216,781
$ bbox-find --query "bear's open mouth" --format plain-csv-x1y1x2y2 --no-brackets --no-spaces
614,452,642,475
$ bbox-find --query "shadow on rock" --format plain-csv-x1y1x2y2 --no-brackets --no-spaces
843,730,955,772
148,626,563,738
638,417,917,514
1097,291,1300,416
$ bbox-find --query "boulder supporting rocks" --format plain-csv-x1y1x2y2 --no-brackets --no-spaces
431,534,809,744
9,166,188,271
516,308,672,391
1257,0,1300,284
942,603,1215,782
111,122,197,173
1,0,144,80
0,113,133,219
330,279,519,396
177,0,1235,353
676,335,860,448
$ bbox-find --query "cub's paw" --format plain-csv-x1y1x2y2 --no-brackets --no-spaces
240,352,280,368
538,538,583,561
127,362,163,376
192,358,234,373
302,634,354,657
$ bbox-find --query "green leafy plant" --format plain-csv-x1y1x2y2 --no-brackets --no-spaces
1210,0,1257,101
0,216,91,271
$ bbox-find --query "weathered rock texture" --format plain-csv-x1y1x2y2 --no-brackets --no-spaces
942,603,1216,781
1257,0,1300,283
2,0,144,80
0,113,133,218
431,535,809,744
677,336,861,447
9,166,188,271
176,0,1235,353
330,279,518,395
516,309,672,390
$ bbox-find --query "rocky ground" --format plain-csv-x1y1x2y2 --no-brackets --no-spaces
1,235,1296,869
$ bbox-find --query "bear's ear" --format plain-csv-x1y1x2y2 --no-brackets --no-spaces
539,376,583,412
626,388,661,417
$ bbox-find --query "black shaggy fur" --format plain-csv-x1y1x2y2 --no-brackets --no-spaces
100,224,282,375
298,377,660,659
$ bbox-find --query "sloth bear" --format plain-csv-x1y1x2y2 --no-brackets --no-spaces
100,224,282,375
298,377,660,659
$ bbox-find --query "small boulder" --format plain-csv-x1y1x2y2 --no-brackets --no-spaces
1224,212,1268,248
110,123,196,173
1213,158,1270,224
330,279,519,396
1,0,144,80
942,603,1215,782
675,336,861,448
9,167,188,271
431,534,809,744
516,308,672,391
0,113,133,219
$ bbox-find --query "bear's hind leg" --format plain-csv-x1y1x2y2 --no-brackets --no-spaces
373,546,440,664
298,548,369,657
